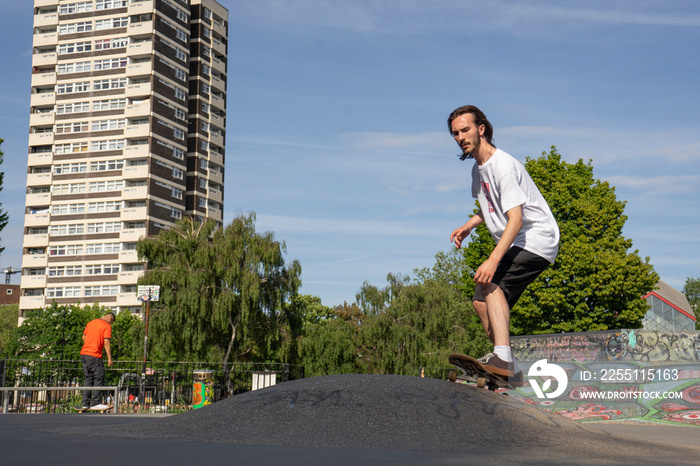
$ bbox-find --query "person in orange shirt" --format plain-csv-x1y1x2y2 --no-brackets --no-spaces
80,312,115,410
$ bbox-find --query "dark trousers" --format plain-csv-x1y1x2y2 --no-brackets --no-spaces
81,355,105,407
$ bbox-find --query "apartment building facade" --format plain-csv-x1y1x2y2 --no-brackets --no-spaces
21,0,227,317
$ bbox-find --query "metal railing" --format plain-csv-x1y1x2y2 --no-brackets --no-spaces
0,357,304,414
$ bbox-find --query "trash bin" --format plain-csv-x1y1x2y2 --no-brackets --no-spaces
192,370,214,409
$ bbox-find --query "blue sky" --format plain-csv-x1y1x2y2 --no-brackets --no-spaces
1,0,699,307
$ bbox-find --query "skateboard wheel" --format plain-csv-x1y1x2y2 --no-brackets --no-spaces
448,370,457,382
477,377,486,388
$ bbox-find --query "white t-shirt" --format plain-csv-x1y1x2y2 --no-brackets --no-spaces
471,149,560,263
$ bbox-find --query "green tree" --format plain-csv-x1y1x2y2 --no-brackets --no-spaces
0,139,8,256
10,303,114,359
137,214,302,392
683,277,700,330
299,250,490,377
0,304,18,355
461,147,658,335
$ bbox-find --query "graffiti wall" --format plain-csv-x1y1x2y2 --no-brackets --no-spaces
510,330,700,425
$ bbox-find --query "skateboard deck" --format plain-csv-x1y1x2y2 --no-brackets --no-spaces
448,353,514,391
73,405,113,413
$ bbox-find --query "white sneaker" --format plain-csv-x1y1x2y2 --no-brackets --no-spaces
89,403,110,410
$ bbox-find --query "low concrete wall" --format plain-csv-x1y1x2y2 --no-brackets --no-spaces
510,330,700,425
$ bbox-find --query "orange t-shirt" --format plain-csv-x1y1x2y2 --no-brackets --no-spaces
80,318,112,358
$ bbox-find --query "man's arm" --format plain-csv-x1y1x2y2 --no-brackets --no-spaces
451,209,485,249
103,338,113,367
473,205,523,285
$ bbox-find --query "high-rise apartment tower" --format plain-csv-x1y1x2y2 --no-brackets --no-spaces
21,0,227,317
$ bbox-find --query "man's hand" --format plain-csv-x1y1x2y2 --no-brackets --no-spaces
474,258,499,285
450,225,472,249
107,358,113,367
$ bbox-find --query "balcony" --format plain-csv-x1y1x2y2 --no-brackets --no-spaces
31,72,57,87
32,52,57,67
118,249,140,263
120,206,148,222
21,253,48,268
124,100,150,118
209,150,223,167
124,123,150,138
24,212,50,228
208,189,223,204
27,152,53,167
126,61,152,78
23,233,49,249
21,275,47,289
123,144,150,159
28,132,54,146
127,0,155,15
209,131,224,148
127,41,154,58
20,296,46,310
210,112,223,128
33,12,58,28
212,20,226,38
209,170,224,184
125,82,152,99
29,112,55,127
120,227,147,242
27,172,52,186
212,38,226,57
33,32,58,47
121,185,148,201
25,193,51,207
30,91,56,107
123,164,149,179
117,293,141,307
117,270,144,285
128,20,153,35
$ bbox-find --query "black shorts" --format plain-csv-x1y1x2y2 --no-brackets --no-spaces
472,246,551,309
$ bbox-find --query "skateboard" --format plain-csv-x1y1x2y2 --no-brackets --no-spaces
448,353,514,392
73,405,113,413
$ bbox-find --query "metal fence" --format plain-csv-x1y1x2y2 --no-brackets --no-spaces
0,357,304,414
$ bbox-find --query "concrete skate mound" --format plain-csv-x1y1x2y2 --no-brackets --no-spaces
58,374,698,458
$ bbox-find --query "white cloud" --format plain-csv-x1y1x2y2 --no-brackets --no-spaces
605,175,700,194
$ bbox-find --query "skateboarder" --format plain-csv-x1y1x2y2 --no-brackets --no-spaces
448,105,559,384
80,312,115,410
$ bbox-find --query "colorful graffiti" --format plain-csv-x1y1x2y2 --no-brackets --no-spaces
512,329,700,363
511,330,700,425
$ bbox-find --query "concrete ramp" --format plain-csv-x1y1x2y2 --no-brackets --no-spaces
62,374,700,462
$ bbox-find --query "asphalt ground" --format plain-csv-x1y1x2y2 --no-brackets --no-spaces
1,374,699,465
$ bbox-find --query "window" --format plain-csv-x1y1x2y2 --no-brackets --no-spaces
58,42,91,55
174,88,185,100
95,0,128,10
173,128,184,140
55,122,88,134
46,287,81,298
84,285,120,297
88,201,121,213
89,180,123,192
53,162,86,174
93,78,126,91
175,48,186,62
54,142,88,154
87,222,121,233
52,183,86,194
60,2,93,15
90,159,124,171
91,139,126,151
49,244,84,256
50,224,84,236
57,61,91,74
94,58,127,70
59,22,92,35
93,98,127,111
85,264,120,275
56,101,90,114
86,243,120,254
95,17,128,30
57,81,90,94
51,203,85,215
91,119,126,131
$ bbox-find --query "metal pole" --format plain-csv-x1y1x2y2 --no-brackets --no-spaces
140,297,150,408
